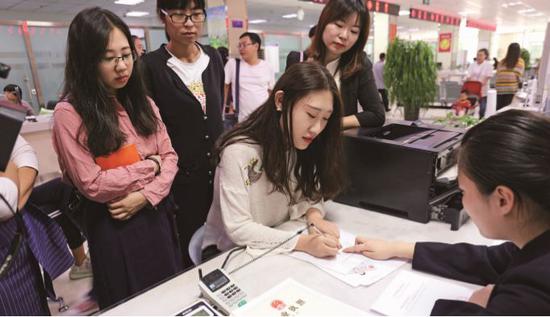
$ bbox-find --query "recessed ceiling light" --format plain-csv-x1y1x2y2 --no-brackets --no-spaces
27,21,54,27
517,8,536,14
249,19,267,24
282,13,298,19
115,0,145,5
125,11,149,17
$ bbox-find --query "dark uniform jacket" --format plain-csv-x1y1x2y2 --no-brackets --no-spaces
285,51,385,128
413,230,550,315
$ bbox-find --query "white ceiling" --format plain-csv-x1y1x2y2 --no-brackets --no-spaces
0,0,549,33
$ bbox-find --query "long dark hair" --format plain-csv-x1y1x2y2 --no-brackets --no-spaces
459,110,550,222
62,7,157,157
217,62,344,203
501,42,521,69
308,0,370,80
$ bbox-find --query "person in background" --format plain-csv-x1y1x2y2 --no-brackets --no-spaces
373,52,389,112
0,137,73,315
466,48,493,118
141,0,224,269
53,7,181,308
224,32,275,122
495,43,524,110
202,62,344,261
1,84,35,116
344,110,550,315
132,35,145,57
28,178,92,280
285,25,317,70
217,46,229,66
288,0,385,129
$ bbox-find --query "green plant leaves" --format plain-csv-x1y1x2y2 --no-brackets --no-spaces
384,38,437,119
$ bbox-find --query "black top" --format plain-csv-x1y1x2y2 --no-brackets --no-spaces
141,43,224,185
285,51,385,128
413,230,550,315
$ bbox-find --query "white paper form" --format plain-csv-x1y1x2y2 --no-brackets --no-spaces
370,270,474,316
233,278,369,316
289,230,406,287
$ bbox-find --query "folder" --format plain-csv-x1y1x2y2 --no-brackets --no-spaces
95,143,141,170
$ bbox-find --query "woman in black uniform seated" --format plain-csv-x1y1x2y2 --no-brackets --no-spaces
345,109,550,315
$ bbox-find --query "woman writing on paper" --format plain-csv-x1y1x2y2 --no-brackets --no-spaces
52,7,181,308
345,110,550,315
201,63,344,261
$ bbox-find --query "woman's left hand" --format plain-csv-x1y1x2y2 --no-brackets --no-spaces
108,192,148,221
468,284,494,308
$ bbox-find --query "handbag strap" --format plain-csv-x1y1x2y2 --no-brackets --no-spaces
235,58,240,114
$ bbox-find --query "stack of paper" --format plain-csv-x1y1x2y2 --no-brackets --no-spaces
233,279,367,316
289,230,405,287
370,270,474,315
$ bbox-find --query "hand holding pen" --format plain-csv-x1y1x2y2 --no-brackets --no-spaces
310,222,342,249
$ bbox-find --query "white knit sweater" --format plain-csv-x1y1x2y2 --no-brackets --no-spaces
202,141,324,254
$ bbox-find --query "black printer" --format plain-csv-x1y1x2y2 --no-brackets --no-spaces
335,121,469,230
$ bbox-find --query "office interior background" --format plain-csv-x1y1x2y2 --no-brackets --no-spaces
1,0,549,113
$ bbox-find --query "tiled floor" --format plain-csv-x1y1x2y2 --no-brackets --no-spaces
47,262,96,315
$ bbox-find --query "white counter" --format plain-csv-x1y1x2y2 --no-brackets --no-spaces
100,201,491,316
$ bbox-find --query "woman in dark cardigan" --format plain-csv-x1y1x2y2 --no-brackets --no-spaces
141,0,224,268
286,0,385,129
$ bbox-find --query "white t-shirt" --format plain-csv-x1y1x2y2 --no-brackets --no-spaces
1,136,38,221
0,177,18,221
373,60,385,89
166,45,210,113
467,60,494,97
225,58,275,122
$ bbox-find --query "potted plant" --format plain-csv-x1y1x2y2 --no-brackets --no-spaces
434,112,481,129
520,48,531,69
384,38,437,121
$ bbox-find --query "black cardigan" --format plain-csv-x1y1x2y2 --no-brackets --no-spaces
285,51,385,128
413,230,550,315
141,43,224,185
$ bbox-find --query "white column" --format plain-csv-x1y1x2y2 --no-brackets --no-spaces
372,12,389,61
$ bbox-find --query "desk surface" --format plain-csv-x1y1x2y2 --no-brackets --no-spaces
100,201,491,316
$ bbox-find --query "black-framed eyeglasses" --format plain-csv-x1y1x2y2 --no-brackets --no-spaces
160,9,206,24
101,52,136,67
238,42,255,49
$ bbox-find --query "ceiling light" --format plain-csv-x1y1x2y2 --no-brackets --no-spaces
125,11,149,17
282,13,298,19
26,21,54,27
524,12,544,17
399,10,410,16
517,8,536,14
115,0,144,5
249,19,267,24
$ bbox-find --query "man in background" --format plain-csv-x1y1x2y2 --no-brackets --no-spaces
373,53,390,112
224,32,275,122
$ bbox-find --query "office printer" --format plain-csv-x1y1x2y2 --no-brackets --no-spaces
335,121,469,230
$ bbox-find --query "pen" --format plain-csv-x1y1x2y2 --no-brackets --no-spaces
310,223,342,249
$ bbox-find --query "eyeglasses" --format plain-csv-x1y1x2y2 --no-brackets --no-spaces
101,52,136,67
160,9,206,24
238,42,255,49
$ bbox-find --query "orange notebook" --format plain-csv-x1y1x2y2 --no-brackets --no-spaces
95,144,141,170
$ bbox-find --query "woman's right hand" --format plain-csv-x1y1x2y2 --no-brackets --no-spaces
296,233,339,258
343,237,415,260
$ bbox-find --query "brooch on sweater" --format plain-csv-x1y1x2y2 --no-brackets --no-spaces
245,157,262,186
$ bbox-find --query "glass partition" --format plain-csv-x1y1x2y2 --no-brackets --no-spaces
0,24,39,111
29,26,68,106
